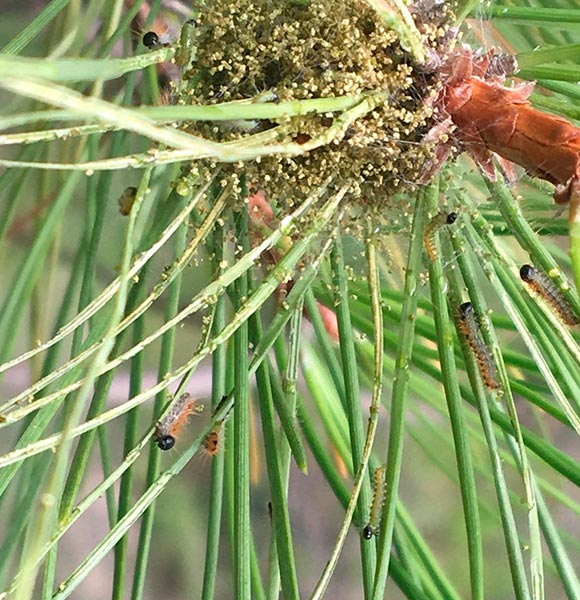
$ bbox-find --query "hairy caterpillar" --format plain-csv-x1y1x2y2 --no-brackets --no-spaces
154,393,199,451
424,211,457,261
520,264,579,327
458,302,500,390
203,421,223,457
363,465,386,540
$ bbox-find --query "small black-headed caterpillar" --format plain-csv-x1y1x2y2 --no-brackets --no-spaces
458,302,500,390
118,186,137,216
154,393,200,450
363,464,386,540
424,211,458,262
519,264,579,327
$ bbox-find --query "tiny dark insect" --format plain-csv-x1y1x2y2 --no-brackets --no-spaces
458,302,500,390
362,525,374,540
424,211,457,261
118,186,137,216
520,264,579,326
143,31,160,49
292,133,312,145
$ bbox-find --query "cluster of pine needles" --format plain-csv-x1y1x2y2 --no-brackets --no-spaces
1,1,580,600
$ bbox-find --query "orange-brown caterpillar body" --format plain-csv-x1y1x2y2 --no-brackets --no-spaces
154,392,198,451
424,211,457,261
520,264,579,327
458,302,500,390
203,421,223,457
363,465,386,540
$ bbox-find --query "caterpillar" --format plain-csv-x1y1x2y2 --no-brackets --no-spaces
363,465,386,540
175,19,198,72
118,186,137,216
203,421,223,457
154,393,199,451
424,211,458,261
520,264,579,327
457,302,500,390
